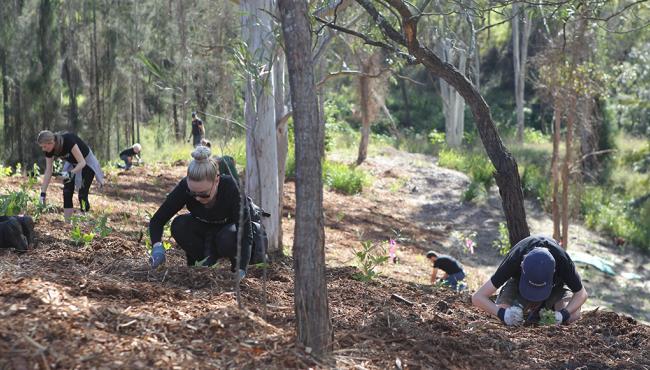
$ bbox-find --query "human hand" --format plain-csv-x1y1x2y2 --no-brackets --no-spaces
149,242,166,269
554,309,571,325
61,171,73,183
498,306,524,326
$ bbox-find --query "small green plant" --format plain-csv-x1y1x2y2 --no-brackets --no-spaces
70,215,95,247
323,161,368,195
461,181,482,203
0,189,32,216
93,214,113,237
352,240,389,282
539,308,557,326
492,222,511,256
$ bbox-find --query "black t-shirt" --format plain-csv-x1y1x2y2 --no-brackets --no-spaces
45,133,90,164
148,175,252,256
433,255,463,274
120,147,137,157
490,235,583,293
191,118,203,136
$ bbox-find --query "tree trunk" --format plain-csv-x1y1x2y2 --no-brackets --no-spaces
92,0,102,150
278,0,332,356
550,94,562,241
356,63,371,165
242,0,281,255
437,41,467,148
561,95,576,249
275,51,288,254
400,77,411,126
177,0,188,139
513,2,531,144
352,0,530,244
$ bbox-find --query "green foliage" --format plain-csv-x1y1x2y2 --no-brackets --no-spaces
521,165,550,203
492,222,511,256
92,214,113,238
581,186,648,250
0,189,32,216
461,181,482,203
438,149,465,171
352,240,389,282
523,128,550,144
70,215,95,247
539,309,557,326
323,161,369,195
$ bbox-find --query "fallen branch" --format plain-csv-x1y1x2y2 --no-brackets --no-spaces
390,293,414,306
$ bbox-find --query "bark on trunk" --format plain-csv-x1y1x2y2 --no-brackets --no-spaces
279,0,332,356
242,0,281,254
561,95,576,249
550,94,562,241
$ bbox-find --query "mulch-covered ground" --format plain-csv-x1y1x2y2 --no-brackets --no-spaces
1,164,649,369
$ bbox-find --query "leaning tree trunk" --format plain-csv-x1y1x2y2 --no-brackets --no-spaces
356,63,371,165
279,0,333,356
242,0,281,255
352,0,530,244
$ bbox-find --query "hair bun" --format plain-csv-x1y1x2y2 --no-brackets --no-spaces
191,145,212,161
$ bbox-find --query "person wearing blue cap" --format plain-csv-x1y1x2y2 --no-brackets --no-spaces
471,235,588,326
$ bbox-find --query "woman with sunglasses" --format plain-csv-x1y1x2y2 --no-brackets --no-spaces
147,146,252,280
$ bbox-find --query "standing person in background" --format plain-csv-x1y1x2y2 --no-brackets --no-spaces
119,143,142,170
188,112,205,147
37,131,105,222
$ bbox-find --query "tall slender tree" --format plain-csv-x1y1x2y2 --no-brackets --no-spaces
279,0,332,356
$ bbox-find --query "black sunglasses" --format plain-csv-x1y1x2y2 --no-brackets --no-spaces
187,176,219,199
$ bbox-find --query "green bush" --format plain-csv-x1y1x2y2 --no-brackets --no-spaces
438,148,466,171
462,181,482,203
352,240,389,282
521,164,550,203
323,161,368,195
581,186,648,250
523,127,550,144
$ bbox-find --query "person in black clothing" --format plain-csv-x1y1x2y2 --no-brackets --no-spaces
0,215,34,251
426,251,466,290
472,235,588,326
37,131,105,222
119,143,142,170
148,146,253,280
188,112,205,147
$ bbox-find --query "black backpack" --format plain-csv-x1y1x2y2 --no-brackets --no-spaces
248,197,270,265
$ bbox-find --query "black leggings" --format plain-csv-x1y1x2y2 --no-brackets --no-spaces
170,214,250,270
63,165,95,211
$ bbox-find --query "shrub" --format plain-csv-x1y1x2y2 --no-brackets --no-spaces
323,161,368,195
492,222,511,256
521,164,550,203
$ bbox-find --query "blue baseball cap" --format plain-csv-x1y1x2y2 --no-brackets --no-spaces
519,247,555,302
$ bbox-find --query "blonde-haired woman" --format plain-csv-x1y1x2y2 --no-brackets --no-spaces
37,131,105,222
148,146,252,279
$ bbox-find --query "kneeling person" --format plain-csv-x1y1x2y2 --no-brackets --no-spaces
471,235,588,326
426,251,465,291
147,146,253,280
119,143,142,170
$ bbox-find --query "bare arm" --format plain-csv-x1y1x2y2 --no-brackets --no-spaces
41,157,54,194
471,279,501,317
558,287,588,316
69,145,87,174
430,267,438,283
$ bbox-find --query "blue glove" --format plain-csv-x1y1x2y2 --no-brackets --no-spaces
149,243,166,269
237,269,246,281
